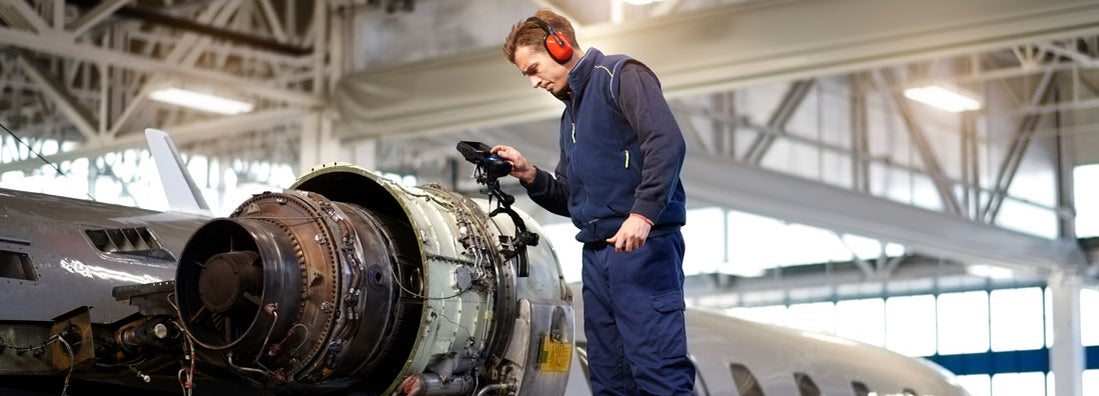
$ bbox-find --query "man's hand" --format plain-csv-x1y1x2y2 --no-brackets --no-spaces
606,213,653,253
491,145,537,184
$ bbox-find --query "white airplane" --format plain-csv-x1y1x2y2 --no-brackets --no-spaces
563,284,971,396
0,132,969,396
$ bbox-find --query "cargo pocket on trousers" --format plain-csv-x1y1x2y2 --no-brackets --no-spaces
651,290,687,358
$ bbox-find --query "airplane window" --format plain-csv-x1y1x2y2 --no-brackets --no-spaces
793,372,822,396
728,363,765,396
0,250,37,281
85,227,176,261
851,381,870,396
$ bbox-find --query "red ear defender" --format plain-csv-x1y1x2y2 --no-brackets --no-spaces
528,17,573,63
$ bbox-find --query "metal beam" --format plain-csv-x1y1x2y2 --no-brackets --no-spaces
165,0,241,65
5,0,50,34
15,53,98,140
334,0,1099,138
850,73,871,194
742,79,814,165
1039,42,1099,67
67,0,133,38
479,126,1088,273
983,68,1056,222
882,69,964,216
106,2,312,56
257,0,288,43
682,152,1089,273
690,258,1047,307
0,26,323,108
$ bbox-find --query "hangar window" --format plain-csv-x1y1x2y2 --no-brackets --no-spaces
0,250,37,281
85,227,175,261
1074,164,1099,237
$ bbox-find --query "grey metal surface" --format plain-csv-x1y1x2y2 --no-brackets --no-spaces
682,153,1089,272
0,188,207,323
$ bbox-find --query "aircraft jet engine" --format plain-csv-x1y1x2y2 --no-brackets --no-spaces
173,164,574,395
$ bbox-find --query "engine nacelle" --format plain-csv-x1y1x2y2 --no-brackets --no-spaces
174,164,573,395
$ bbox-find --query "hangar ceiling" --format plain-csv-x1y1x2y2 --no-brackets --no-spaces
339,0,1098,276
0,0,321,183
0,0,1097,299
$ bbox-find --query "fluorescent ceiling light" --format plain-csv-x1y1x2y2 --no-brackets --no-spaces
148,88,254,115
903,85,981,112
622,0,662,5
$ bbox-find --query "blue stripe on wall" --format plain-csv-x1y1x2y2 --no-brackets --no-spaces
926,346,1099,376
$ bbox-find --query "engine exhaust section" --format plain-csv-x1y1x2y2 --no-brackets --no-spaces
174,164,574,395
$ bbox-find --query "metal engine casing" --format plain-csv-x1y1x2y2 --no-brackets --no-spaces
174,164,573,395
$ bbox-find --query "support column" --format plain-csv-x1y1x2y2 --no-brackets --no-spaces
351,138,376,171
299,111,340,173
1055,83,1077,240
1049,270,1084,396
300,0,337,174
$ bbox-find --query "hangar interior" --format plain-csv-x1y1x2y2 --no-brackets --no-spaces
1,0,1098,395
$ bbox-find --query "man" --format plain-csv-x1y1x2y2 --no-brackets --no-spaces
493,9,694,395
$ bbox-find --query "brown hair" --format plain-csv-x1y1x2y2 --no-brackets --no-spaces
502,8,579,64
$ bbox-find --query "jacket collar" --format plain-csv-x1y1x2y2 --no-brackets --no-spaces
564,48,604,102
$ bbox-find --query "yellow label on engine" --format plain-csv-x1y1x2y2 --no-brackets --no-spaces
538,334,571,372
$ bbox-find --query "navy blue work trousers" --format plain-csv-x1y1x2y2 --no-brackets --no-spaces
582,230,695,395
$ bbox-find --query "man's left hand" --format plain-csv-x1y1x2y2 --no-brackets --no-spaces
606,214,652,253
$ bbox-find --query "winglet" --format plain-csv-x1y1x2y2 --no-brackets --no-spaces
145,128,211,214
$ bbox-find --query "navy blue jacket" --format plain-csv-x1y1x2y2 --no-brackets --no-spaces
523,48,687,243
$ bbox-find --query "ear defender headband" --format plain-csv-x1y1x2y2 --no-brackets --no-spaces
527,17,573,63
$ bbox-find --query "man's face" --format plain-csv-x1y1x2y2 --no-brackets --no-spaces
513,45,570,99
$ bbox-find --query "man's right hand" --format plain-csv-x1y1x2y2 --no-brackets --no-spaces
491,145,537,184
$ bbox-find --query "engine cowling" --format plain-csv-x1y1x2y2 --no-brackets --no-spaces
174,164,573,395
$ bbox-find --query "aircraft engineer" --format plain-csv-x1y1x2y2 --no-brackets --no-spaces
493,8,694,395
